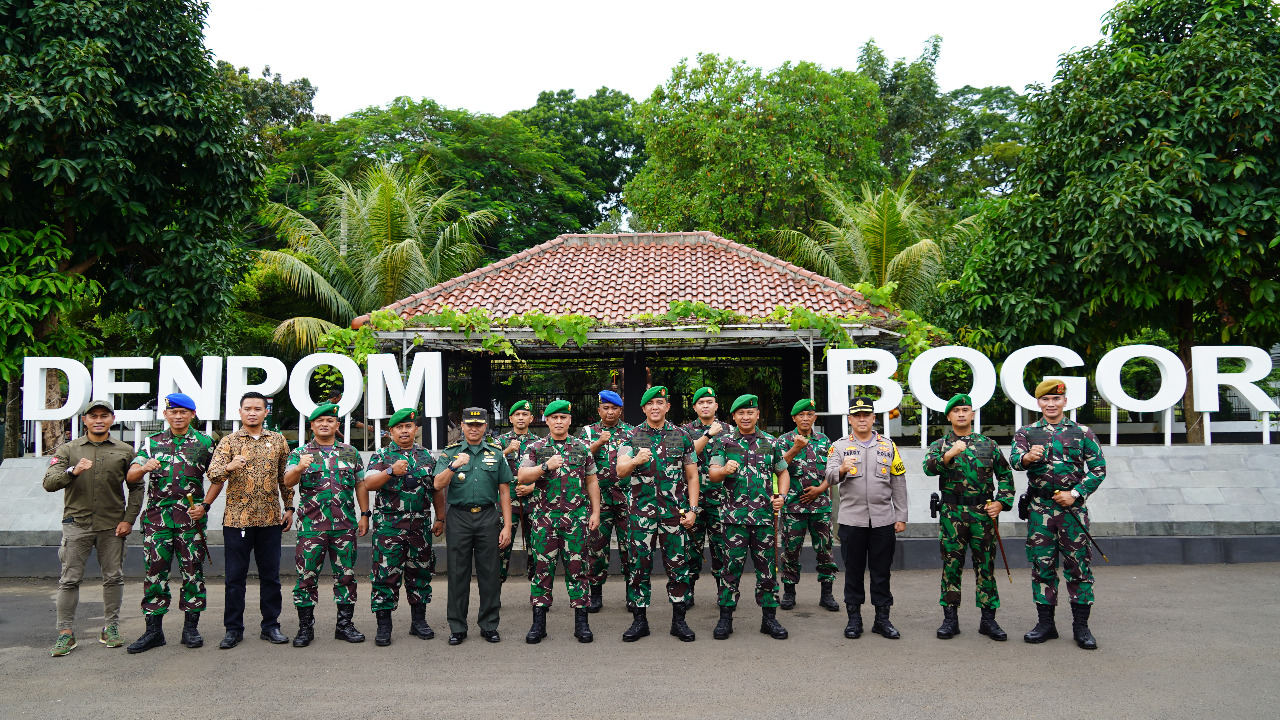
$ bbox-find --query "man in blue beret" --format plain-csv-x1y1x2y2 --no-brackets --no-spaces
576,389,634,612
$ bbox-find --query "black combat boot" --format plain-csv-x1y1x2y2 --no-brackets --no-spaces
292,606,315,647
622,607,650,642
713,606,734,640
819,581,840,611
374,610,393,647
181,611,203,648
760,607,789,639
979,608,1007,641
1023,603,1058,643
126,615,166,654
844,605,863,639
1071,603,1097,650
335,604,365,643
779,582,797,610
670,602,696,642
573,608,594,643
871,605,900,639
526,606,547,644
587,584,603,614
409,604,434,639
936,605,960,639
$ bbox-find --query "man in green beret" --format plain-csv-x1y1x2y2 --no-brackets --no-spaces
1010,380,1107,649
495,400,537,583
362,408,446,646
576,390,633,612
924,394,1015,641
283,402,370,646
517,400,601,643
681,386,726,609
778,398,839,613
616,386,700,642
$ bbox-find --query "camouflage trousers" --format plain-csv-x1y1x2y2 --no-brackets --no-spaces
499,510,534,582
141,523,206,615
294,529,357,608
1026,505,1094,606
685,503,726,588
626,517,691,608
720,523,781,609
370,526,435,612
529,514,590,609
587,501,630,585
939,505,999,609
781,512,837,585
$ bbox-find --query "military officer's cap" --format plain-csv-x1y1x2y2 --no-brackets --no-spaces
790,398,816,416
598,390,624,407
544,399,572,417
165,392,197,412
945,393,972,415
388,408,417,427
641,386,668,405
692,387,716,403
84,399,115,414
509,400,533,416
1034,379,1067,399
848,396,875,415
730,394,759,414
309,402,340,421
461,407,488,424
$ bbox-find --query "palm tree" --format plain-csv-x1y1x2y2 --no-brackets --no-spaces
773,174,973,311
259,161,496,352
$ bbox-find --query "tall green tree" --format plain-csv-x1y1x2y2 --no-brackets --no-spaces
857,37,951,184
948,0,1280,442
217,61,324,160
259,161,495,352
917,85,1026,208
625,54,885,246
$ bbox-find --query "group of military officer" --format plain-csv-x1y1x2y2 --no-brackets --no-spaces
44,376,1105,655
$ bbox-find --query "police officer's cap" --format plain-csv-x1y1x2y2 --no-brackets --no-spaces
461,407,489,424
847,396,875,415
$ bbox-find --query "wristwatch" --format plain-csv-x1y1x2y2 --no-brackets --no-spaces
1070,489,1081,499
200,502,212,512
539,462,550,474
361,510,372,518
285,506,295,514
690,506,702,515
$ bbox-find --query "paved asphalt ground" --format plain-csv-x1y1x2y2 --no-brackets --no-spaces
0,564,1276,719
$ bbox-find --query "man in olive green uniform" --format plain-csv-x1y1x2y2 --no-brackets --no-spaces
283,402,370,646
681,386,725,608
576,390,632,612
707,394,791,640
495,400,537,582
1010,380,1107,650
126,393,215,653
434,407,514,645
923,393,1015,641
778,398,839,612
43,399,142,656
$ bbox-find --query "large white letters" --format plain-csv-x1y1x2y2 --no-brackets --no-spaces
92,357,154,423
288,353,364,419
224,356,288,419
366,352,442,419
906,346,997,411
999,345,1087,412
22,357,92,420
1190,346,1279,413
826,348,902,414
157,356,224,420
1095,345,1186,412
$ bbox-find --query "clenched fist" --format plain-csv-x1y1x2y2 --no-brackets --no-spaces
841,456,857,473
451,452,470,469
1025,445,1046,464
391,459,409,476
505,439,521,454
722,459,740,475
545,454,565,471
226,454,249,472
72,458,94,476
633,447,652,465
791,435,809,451
142,458,162,473
708,420,723,437
598,430,611,444
297,454,314,470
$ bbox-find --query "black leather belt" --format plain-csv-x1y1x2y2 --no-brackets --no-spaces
1026,486,1065,499
940,492,990,507
452,503,491,513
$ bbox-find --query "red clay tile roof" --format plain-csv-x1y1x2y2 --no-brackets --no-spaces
354,231,891,327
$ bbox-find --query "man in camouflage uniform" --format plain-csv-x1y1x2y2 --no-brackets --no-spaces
283,402,370,646
576,390,633,612
495,400,537,582
125,393,214,653
707,394,791,640
362,408,446,646
1010,379,1106,650
616,386,699,642
680,386,725,608
517,400,602,644
923,393,1015,641
778,398,839,613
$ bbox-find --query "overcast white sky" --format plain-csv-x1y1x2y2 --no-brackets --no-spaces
204,0,1119,120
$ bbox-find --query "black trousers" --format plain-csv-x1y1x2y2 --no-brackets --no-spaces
446,505,502,635
838,523,896,608
223,524,283,633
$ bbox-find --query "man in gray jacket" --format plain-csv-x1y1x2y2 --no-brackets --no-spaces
825,396,907,640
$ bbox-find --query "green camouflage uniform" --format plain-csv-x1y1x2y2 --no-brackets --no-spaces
495,429,536,581
618,422,695,608
1010,419,1106,606
133,429,214,616
923,430,1015,609
520,435,597,608
576,420,633,585
366,443,437,612
778,428,837,585
288,441,363,607
710,428,788,609
681,419,725,590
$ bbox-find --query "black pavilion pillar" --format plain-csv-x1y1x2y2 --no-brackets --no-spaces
471,353,493,417
780,349,804,428
436,350,451,449
622,351,647,426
